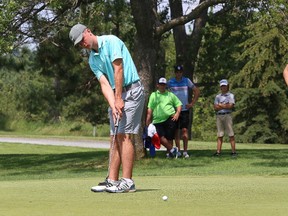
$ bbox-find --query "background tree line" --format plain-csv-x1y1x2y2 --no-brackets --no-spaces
0,0,287,150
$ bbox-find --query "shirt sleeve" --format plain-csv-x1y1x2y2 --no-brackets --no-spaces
107,36,123,62
187,78,195,89
147,92,156,110
229,93,235,104
214,95,219,104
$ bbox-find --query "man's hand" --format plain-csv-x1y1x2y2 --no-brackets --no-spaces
185,103,193,109
114,98,124,118
171,112,180,121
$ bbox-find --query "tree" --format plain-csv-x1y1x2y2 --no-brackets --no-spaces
193,0,288,143
2,0,285,158
231,1,288,143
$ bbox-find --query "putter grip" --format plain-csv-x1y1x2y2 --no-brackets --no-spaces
115,115,120,127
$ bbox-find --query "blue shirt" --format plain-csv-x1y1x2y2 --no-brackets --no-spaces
214,92,235,114
89,35,139,89
167,77,196,111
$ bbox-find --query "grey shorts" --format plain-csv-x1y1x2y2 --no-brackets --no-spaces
109,85,145,135
216,114,234,137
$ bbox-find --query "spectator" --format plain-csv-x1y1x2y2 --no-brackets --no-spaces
146,77,182,158
213,79,237,157
167,65,200,158
69,24,145,193
283,64,288,86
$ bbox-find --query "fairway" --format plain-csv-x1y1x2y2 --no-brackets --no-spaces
1,176,288,216
0,141,288,216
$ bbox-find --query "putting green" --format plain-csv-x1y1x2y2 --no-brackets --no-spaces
1,176,287,216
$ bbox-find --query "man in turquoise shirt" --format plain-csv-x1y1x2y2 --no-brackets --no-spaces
69,24,145,193
146,77,182,158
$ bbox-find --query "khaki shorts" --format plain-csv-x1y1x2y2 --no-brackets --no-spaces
216,114,234,137
109,85,145,135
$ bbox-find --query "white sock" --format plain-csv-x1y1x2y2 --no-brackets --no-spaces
122,178,133,183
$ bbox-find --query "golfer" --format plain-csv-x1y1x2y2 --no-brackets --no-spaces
69,24,145,193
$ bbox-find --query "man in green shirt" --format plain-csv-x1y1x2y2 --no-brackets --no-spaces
146,78,182,158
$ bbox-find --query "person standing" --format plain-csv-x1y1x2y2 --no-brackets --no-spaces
167,65,200,158
146,77,182,158
283,64,288,86
69,24,145,193
213,79,236,157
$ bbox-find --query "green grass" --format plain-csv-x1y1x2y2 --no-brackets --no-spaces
0,141,288,216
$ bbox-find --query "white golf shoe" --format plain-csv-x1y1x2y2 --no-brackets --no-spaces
91,179,119,192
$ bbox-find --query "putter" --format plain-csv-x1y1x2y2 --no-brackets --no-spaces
107,113,120,177
91,114,120,192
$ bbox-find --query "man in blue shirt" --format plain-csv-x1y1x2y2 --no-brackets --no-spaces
213,79,236,157
167,65,200,158
69,24,145,193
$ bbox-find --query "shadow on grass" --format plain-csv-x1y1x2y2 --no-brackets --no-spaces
0,150,109,177
139,148,288,169
0,148,287,179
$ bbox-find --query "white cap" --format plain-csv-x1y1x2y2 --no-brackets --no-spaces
158,77,167,84
220,79,228,86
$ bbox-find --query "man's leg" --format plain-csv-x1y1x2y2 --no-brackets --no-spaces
216,137,223,153
181,127,189,158
91,135,121,192
229,136,236,153
108,135,121,181
160,136,174,150
117,133,134,179
174,129,181,151
106,133,137,193
214,116,224,156
182,128,188,152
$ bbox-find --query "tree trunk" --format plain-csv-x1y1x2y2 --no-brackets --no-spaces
130,0,161,159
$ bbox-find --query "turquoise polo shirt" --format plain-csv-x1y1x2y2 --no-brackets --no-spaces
89,35,139,89
147,90,182,124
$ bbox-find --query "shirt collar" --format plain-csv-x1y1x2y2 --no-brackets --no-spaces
92,36,103,55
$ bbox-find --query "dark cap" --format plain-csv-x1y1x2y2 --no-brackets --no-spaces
174,65,183,72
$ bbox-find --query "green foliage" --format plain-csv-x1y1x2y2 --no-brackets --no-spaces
231,3,288,143
0,48,55,122
192,96,216,141
194,1,288,143
0,0,18,53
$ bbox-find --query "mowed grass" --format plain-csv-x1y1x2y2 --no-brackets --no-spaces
0,141,288,216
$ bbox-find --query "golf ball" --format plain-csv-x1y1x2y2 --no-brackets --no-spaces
162,195,168,201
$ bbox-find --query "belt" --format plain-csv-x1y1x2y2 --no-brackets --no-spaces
122,81,141,92
217,112,231,115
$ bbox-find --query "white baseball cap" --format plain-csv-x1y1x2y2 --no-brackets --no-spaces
220,79,228,86
158,77,167,84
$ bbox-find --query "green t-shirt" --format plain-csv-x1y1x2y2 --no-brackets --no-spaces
147,90,182,124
